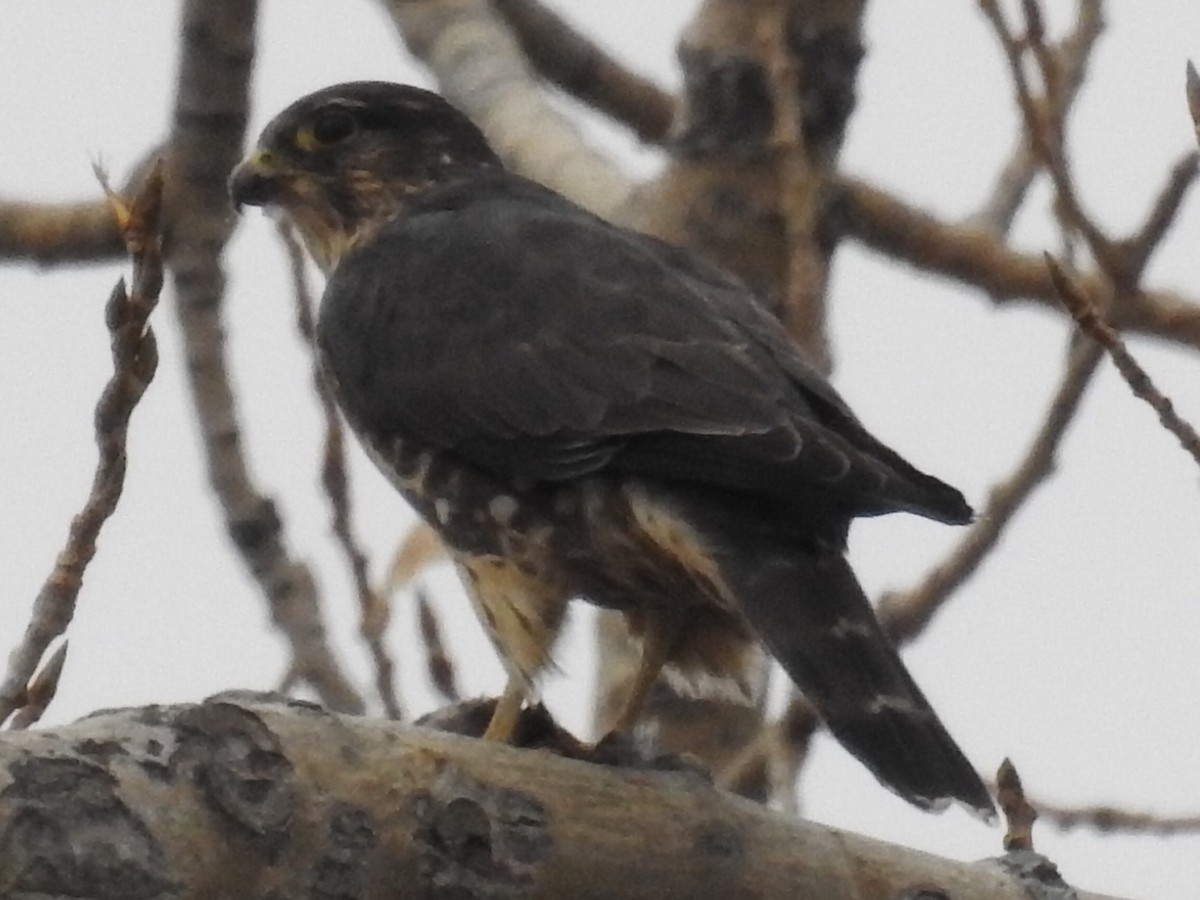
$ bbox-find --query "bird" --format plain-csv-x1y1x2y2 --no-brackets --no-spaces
229,81,994,817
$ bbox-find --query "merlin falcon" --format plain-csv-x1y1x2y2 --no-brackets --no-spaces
230,81,993,816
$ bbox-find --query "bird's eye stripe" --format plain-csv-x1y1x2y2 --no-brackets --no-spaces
296,110,358,150
295,126,319,151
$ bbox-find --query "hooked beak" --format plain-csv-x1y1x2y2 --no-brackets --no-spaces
229,150,282,212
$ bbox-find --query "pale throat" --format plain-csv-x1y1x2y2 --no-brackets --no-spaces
280,199,400,274
278,171,431,273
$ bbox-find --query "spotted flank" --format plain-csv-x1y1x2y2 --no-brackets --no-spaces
456,553,566,687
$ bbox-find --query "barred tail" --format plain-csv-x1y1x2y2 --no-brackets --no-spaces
724,543,994,817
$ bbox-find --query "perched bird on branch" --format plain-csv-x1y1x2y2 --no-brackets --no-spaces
230,81,993,817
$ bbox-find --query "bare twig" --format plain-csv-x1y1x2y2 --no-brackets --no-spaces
716,686,819,802
276,224,403,719
832,175,1200,351
998,758,1038,851
0,162,165,727
7,643,69,731
968,1,1104,234
720,334,1104,798
877,336,1102,639
980,0,1114,269
493,0,676,144
167,0,363,713
416,586,461,703
1118,150,1200,281
0,146,164,265
990,763,1200,836
1035,798,1200,836
1048,258,1200,467
756,0,837,372
1186,61,1200,143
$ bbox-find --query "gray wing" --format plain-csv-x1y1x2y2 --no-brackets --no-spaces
319,174,969,524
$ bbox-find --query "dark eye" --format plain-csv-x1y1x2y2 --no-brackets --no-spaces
311,110,356,145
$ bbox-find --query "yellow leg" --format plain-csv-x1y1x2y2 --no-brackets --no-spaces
604,616,679,735
482,677,526,742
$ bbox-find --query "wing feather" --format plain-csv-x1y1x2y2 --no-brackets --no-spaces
318,173,969,523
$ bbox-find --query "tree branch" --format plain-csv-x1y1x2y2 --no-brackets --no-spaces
0,147,164,265
967,0,1105,234
492,0,676,144
0,163,165,728
876,335,1103,639
1036,799,1200,837
721,334,1104,799
377,0,635,218
1187,60,1200,142
831,174,1200,351
276,223,403,719
1048,258,1200,467
417,586,463,703
757,0,867,372
0,199,123,264
165,0,363,713
0,695,1128,900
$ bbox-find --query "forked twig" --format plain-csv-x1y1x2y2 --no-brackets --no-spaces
276,224,403,719
1047,257,1200,468
968,0,1104,235
0,162,165,727
979,0,1113,268
7,642,70,731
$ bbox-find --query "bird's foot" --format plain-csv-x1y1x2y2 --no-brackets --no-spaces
416,697,710,780
588,729,713,780
416,696,589,756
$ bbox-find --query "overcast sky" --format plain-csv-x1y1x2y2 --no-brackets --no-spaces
2,3,1198,898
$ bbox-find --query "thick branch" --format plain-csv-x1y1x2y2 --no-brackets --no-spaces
377,0,635,218
758,0,868,371
165,0,363,713
0,696,1126,900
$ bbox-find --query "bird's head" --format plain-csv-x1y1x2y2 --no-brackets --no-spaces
229,81,500,271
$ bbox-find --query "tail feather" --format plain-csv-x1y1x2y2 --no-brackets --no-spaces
724,542,994,817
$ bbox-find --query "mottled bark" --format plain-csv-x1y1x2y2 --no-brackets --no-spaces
0,696,1125,900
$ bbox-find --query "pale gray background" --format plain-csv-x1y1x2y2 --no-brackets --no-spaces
2,3,1198,898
